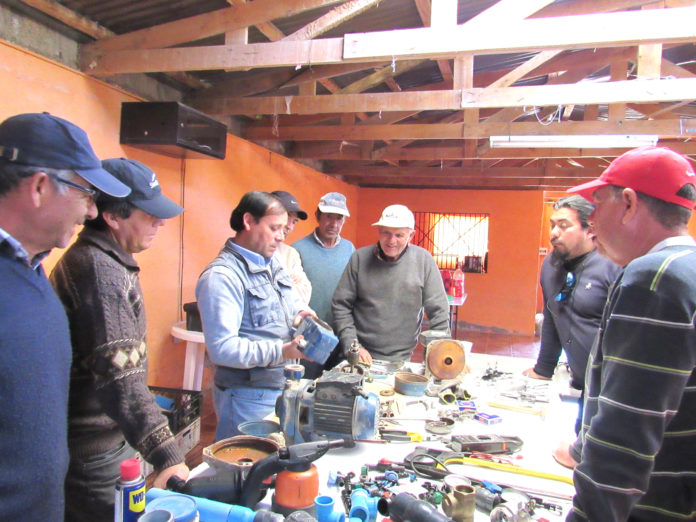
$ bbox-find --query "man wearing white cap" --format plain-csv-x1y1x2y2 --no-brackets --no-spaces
564,146,696,521
294,192,355,377
332,204,450,364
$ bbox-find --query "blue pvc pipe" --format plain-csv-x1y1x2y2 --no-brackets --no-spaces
147,488,257,522
349,488,378,522
315,495,346,522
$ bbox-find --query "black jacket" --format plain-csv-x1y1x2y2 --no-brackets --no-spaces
534,249,621,388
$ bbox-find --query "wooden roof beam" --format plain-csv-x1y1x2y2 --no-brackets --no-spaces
199,78,696,116
17,0,205,88
80,7,696,75
343,7,696,61
81,0,344,53
291,141,696,160
244,118,696,141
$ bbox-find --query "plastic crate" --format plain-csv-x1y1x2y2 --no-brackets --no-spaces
149,386,202,434
140,417,201,478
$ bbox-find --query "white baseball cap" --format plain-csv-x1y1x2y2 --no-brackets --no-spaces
372,204,415,229
318,192,350,217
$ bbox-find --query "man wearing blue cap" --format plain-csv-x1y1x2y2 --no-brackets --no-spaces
50,158,188,521
0,113,130,521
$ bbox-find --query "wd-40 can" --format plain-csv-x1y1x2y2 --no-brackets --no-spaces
115,458,146,522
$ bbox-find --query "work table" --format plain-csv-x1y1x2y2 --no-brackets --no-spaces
189,353,578,521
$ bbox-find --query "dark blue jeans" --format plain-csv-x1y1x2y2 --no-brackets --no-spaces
64,440,136,521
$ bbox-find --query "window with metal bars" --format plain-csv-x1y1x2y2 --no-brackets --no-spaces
413,212,489,273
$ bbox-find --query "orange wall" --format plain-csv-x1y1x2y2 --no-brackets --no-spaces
355,189,545,334
180,137,358,307
0,40,356,388
0,38,560,395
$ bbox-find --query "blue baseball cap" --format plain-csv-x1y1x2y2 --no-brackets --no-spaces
101,158,183,219
272,190,307,220
0,113,130,197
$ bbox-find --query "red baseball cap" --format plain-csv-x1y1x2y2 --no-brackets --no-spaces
568,146,696,210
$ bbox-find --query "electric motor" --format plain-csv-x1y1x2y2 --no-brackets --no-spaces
277,367,379,444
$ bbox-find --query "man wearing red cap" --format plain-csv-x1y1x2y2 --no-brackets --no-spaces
565,146,696,521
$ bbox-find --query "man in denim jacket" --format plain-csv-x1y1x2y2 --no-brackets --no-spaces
196,191,311,440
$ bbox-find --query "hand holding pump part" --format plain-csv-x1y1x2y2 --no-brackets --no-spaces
294,316,338,365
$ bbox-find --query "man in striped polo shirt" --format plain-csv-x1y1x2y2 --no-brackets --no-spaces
566,146,696,521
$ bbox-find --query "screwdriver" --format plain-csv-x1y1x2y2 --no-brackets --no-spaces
379,429,423,442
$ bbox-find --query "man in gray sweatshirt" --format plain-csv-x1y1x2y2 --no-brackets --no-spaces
332,204,450,364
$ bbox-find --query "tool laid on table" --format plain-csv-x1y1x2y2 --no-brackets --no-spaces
486,400,547,417
379,429,424,442
446,434,523,455
168,439,347,515
442,454,574,486
402,446,573,485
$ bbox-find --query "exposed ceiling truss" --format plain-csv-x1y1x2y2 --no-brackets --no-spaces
12,0,696,189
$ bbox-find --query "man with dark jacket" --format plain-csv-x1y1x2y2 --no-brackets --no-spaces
524,195,621,436
51,158,188,520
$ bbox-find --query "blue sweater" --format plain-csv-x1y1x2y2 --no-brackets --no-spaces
293,233,354,327
0,254,71,521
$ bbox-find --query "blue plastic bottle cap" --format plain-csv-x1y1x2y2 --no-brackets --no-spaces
146,495,198,522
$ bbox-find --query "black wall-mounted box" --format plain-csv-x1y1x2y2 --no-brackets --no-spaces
120,102,227,159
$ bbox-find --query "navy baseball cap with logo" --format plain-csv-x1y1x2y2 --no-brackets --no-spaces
271,190,308,220
102,158,183,219
0,112,130,197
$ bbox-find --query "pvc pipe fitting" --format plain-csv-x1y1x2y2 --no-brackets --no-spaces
315,495,346,522
147,488,258,522
349,488,378,522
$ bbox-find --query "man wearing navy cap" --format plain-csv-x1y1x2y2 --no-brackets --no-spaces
50,158,188,521
271,190,312,304
0,113,130,521
565,146,696,521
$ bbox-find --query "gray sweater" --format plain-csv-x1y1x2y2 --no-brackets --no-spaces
332,243,450,361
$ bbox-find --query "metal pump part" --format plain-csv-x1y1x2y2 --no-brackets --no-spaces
277,366,380,444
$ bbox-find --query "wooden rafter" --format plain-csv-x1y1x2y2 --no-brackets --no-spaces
244,118,696,141
198,79,696,117
79,8,696,75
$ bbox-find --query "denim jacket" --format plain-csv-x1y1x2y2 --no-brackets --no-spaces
196,238,305,389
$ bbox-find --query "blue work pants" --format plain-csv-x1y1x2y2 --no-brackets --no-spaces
213,385,281,440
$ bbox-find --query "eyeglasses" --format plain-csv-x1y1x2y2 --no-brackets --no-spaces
555,271,576,303
50,174,98,203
